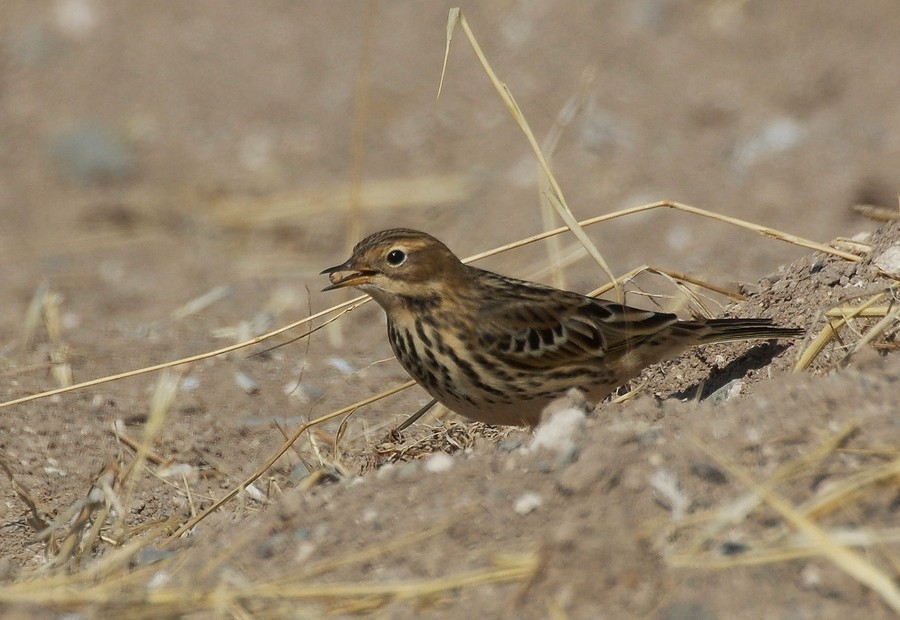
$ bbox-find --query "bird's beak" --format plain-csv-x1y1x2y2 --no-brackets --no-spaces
320,260,376,291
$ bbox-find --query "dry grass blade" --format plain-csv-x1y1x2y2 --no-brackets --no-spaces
32,463,122,570
347,0,378,254
794,292,887,372
616,201,863,261
586,264,747,315
650,422,859,555
539,68,596,290
168,379,417,540
646,267,748,301
689,436,900,614
670,528,900,568
444,8,622,300
0,453,53,535
115,370,180,540
825,306,893,318
799,457,900,522
852,203,900,222
246,555,537,603
205,175,474,228
0,529,535,615
170,285,231,320
20,281,48,351
112,424,169,466
20,285,74,387
657,421,900,579
290,507,478,581
842,302,900,362
0,298,369,410
461,200,860,265
0,555,537,610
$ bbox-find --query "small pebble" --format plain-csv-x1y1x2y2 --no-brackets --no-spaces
690,462,728,485
233,371,259,395
498,437,523,452
52,120,135,183
873,244,900,277
513,492,543,515
731,117,805,175
424,452,454,473
649,468,690,519
180,377,200,391
707,379,742,405
157,463,196,482
530,407,586,454
327,358,354,375
659,600,714,620
146,570,171,590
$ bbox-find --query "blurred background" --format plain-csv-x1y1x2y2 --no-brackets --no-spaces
1,0,899,418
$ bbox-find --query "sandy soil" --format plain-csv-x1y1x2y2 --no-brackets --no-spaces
1,2,898,618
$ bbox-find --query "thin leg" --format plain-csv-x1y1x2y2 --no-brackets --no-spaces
394,398,438,432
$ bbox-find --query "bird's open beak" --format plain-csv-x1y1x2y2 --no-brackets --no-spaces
320,261,377,291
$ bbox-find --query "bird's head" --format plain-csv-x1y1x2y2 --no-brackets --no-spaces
321,229,464,307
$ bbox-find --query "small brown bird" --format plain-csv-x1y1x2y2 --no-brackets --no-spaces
322,229,803,427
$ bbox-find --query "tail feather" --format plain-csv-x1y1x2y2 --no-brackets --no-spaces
681,318,805,345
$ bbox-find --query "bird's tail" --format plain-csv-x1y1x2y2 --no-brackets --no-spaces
679,318,805,345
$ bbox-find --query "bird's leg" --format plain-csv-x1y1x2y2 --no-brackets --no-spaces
393,398,439,433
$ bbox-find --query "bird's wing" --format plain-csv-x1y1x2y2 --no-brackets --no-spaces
475,289,679,369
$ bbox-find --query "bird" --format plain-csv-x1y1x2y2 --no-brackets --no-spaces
321,228,804,427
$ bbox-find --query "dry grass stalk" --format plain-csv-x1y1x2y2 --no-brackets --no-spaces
852,203,900,222
20,284,73,387
647,422,859,555
688,436,900,613
538,68,597,290
0,454,53,540
842,303,900,362
206,174,474,229
0,296,370,410
170,285,231,320
794,292,888,372
111,423,170,466
0,507,535,616
443,8,622,300
20,282,48,352
168,379,417,539
115,370,180,539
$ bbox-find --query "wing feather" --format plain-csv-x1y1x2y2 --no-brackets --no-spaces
473,279,679,369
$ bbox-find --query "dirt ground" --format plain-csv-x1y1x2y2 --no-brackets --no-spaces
1,2,899,618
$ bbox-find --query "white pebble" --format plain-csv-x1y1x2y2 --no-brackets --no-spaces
529,407,586,454
233,371,259,394
180,377,200,391
328,358,354,375
513,492,543,515
157,463,197,482
243,483,266,502
874,245,900,277
424,452,455,473
649,468,690,520
361,508,379,524
147,570,171,589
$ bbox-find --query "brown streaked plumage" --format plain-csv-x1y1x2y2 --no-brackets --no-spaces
321,229,804,427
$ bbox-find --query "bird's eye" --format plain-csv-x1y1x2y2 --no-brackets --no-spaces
386,249,407,266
